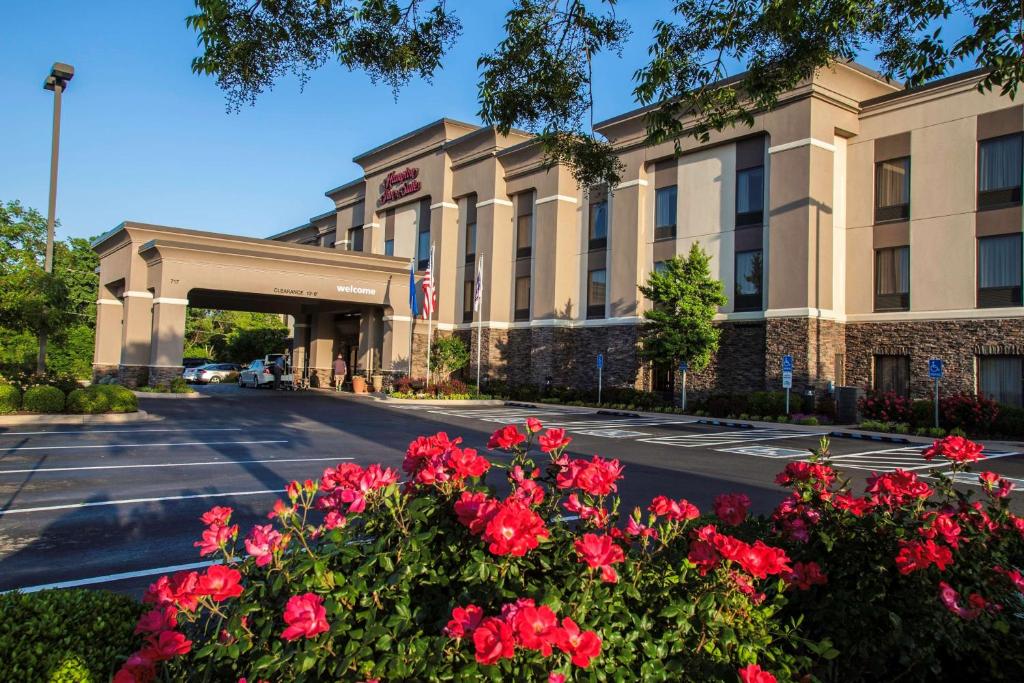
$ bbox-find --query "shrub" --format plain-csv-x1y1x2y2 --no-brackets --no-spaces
0,588,143,682
0,370,79,394
67,387,110,414
858,391,912,423
815,396,837,420
96,384,138,412
22,385,66,413
748,391,786,417
940,392,999,435
428,336,470,383
169,377,191,393
0,383,21,413
911,400,935,428
993,404,1024,438
797,416,820,426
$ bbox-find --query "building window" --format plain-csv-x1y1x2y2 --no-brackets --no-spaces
516,205,533,259
875,157,911,222
978,233,1022,307
734,249,763,311
654,186,677,241
874,355,910,396
875,246,910,311
736,166,764,227
463,278,474,323
417,199,431,270
465,195,477,264
347,227,364,252
384,239,394,257
589,193,608,250
979,133,1023,210
978,355,1024,407
514,276,530,321
587,268,606,319
654,260,668,274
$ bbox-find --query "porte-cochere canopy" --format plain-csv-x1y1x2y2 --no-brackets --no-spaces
91,222,415,386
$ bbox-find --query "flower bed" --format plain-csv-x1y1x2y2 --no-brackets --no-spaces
111,426,1024,682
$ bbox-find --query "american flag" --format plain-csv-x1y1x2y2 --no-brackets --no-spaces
421,253,436,320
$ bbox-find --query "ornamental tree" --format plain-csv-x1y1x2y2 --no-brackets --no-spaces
428,334,470,383
186,1,1024,188
637,242,727,375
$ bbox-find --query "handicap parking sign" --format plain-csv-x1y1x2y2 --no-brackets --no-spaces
597,353,604,369
679,361,688,373
928,359,943,379
782,354,793,373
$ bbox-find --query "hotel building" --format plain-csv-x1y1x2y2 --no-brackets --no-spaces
92,64,1024,404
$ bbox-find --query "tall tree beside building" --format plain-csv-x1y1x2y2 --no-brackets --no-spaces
638,243,726,374
187,1,1024,188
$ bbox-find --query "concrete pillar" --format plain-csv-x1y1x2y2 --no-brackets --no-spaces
431,202,460,325
308,312,335,388
474,197,515,380
148,297,188,386
382,313,412,376
118,291,154,387
92,295,123,381
292,320,310,380
357,307,383,375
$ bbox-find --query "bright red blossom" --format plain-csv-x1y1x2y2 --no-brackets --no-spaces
482,501,550,557
866,469,932,507
922,435,985,464
512,604,560,655
487,425,526,450
895,539,954,574
135,605,177,635
141,630,192,661
194,523,238,556
649,495,700,522
554,617,602,668
525,417,543,433
575,533,625,583
539,428,572,453
196,565,244,602
280,593,330,641
556,455,623,495
445,604,484,638
200,506,233,526
738,663,778,683
472,617,516,665
714,493,751,526
245,524,284,566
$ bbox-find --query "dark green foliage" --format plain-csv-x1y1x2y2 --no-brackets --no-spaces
95,384,138,413
169,377,192,393
428,335,470,382
22,385,66,413
67,387,110,414
0,588,143,683
748,391,786,417
993,404,1024,438
225,327,288,364
0,383,21,413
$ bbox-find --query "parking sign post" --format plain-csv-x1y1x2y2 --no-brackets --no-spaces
597,353,604,405
679,361,689,412
782,354,794,414
928,359,943,428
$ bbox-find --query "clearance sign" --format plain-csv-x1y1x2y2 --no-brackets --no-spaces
378,167,421,206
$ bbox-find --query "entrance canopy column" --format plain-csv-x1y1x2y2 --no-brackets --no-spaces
382,313,411,376
93,292,122,380
292,317,310,380
309,312,335,388
119,290,153,387
148,296,188,386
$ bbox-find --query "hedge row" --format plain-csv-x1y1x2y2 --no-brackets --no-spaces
0,383,137,415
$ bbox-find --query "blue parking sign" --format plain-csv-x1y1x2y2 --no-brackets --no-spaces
679,361,688,373
597,353,604,370
782,354,793,373
928,359,943,379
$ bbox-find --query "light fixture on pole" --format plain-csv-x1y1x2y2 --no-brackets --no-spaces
38,62,74,373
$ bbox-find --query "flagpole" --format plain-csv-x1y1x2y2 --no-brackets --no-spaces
408,258,415,377
476,254,483,394
425,242,435,389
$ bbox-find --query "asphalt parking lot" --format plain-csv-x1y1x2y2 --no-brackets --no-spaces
1,388,1021,596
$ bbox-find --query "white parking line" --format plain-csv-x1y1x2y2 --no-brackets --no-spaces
0,489,285,516
817,446,1020,473
0,427,245,437
2,560,217,594
640,428,824,448
0,456,353,475
0,439,289,452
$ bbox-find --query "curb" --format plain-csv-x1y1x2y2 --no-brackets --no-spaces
698,419,756,429
377,396,507,407
828,430,910,444
0,410,154,426
597,409,641,418
132,391,208,399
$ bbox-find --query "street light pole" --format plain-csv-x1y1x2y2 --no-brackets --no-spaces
38,62,74,373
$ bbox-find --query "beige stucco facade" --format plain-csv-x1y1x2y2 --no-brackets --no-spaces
94,63,1024,401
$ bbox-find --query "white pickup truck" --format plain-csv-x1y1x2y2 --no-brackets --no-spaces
239,355,294,388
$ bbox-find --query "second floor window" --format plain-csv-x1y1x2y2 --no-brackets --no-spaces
516,209,532,259
417,199,432,270
875,246,910,311
587,268,607,319
875,157,911,222
384,239,394,256
465,196,477,264
736,166,764,227
978,233,1022,307
347,227,364,252
979,133,1023,209
734,249,763,311
589,196,608,250
655,186,677,240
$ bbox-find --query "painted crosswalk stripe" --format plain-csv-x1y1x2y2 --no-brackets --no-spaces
0,456,353,475
2,561,217,594
0,489,285,516
0,439,288,452
0,427,245,437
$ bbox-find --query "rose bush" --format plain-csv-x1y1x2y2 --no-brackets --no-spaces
112,426,1024,682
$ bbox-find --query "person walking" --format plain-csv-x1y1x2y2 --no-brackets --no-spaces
333,353,348,392
270,358,283,391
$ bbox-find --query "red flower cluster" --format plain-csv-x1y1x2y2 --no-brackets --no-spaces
539,427,572,453
194,506,238,557
738,663,778,683
687,524,791,581
919,511,963,549
555,455,624,496
245,524,285,567
454,492,550,557
281,593,330,641
978,471,1014,498
865,469,932,508
895,539,954,574
938,581,995,620
783,561,828,590
714,493,751,526
774,461,835,490
487,424,526,450
446,599,602,669
771,494,822,543
649,495,700,522
923,435,986,464
402,431,491,487
563,493,610,527
318,462,399,515
574,533,625,583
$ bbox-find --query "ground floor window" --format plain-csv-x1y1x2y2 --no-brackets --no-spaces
587,268,607,319
514,276,531,321
652,361,674,393
734,249,763,311
978,355,1024,407
874,355,910,396
463,278,474,323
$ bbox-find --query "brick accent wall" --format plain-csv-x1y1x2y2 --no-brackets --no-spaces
845,318,1024,399
117,365,148,388
688,321,767,393
92,364,119,383
148,366,183,387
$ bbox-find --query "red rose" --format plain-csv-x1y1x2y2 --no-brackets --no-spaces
281,593,330,641
922,435,985,463
134,605,177,635
454,491,501,534
200,506,233,526
194,523,237,557
649,495,700,522
556,455,623,495
738,663,777,683
447,447,491,480
483,501,549,557
574,533,625,583
472,617,515,665
487,425,526,450
245,524,284,567
783,561,828,590
895,539,954,574
196,565,244,602
141,630,192,661
713,493,751,526
554,617,601,668
113,652,156,683
513,604,560,655
444,604,484,638
539,428,572,453
525,417,543,433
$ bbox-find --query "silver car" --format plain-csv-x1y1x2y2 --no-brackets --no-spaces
194,363,241,384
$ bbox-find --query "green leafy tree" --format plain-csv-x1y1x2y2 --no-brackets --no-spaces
428,335,469,383
186,1,1023,188
226,326,289,364
638,243,726,375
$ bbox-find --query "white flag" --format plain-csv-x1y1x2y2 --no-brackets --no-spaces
473,256,483,312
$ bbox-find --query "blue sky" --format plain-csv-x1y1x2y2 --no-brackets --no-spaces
1,2,973,241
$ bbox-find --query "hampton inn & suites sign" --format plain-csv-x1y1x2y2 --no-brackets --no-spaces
378,167,421,206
